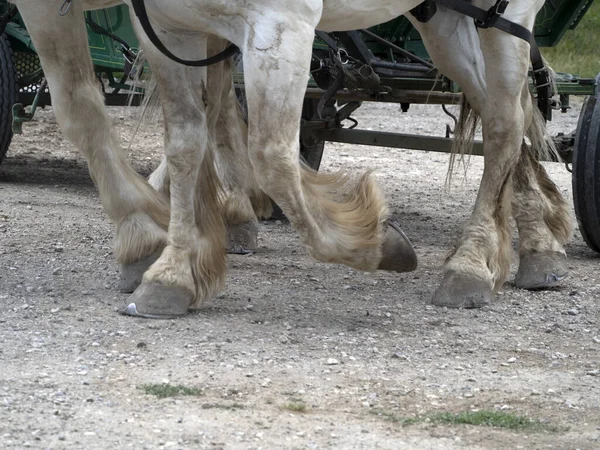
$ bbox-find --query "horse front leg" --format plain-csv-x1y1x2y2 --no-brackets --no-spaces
432,3,541,307
120,22,227,318
15,0,169,293
148,43,271,255
242,13,416,273
512,124,573,289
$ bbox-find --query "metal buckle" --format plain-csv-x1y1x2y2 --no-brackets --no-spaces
475,0,509,28
59,0,72,16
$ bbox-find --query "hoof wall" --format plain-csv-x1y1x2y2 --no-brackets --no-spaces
226,221,258,255
378,221,417,273
515,251,568,290
432,271,491,309
118,282,193,319
119,251,161,293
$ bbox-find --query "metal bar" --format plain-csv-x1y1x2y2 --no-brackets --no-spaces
314,127,484,155
16,92,144,107
312,128,569,162
358,28,436,70
369,60,433,73
304,87,461,105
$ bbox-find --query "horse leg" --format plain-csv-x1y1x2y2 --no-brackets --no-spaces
242,14,416,272
146,48,271,254
15,1,169,292
121,25,226,318
214,45,272,253
412,2,570,303
512,103,573,288
417,1,540,306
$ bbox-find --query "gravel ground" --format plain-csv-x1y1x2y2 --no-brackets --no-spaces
0,100,599,450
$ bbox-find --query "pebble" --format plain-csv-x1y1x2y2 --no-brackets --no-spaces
592,336,600,344
566,309,579,316
53,245,64,253
326,358,339,365
507,357,517,363
391,353,409,360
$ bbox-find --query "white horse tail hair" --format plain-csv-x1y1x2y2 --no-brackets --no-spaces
446,94,479,187
127,51,162,152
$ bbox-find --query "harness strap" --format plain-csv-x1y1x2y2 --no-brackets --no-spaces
435,0,552,119
130,0,239,67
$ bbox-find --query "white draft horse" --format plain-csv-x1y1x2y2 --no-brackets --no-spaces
9,0,572,318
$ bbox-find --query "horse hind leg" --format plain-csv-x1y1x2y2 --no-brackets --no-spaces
16,1,168,293
512,98,573,289
242,15,416,272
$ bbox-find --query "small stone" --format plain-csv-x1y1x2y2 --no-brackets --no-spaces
245,373,254,377
53,246,64,253
137,342,147,348
507,357,517,363
391,353,409,360
26,205,32,210
566,309,579,316
52,268,61,275
326,358,339,365
592,336,600,344
50,308,60,314
586,370,599,377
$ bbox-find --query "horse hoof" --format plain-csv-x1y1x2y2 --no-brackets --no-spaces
515,251,568,290
118,282,193,319
226,221,258,255
119,251,162,293
377,221,417,272
431,271,491,308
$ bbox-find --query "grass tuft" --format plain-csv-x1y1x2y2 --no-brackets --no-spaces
371,409,564,432
139,383,203,399
282,402,308,413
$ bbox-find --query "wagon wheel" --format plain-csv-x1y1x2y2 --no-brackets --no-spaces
300,98,326,171
0,33,17,164
572,80,600,253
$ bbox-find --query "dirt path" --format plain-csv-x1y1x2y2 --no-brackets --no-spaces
1,102,599,449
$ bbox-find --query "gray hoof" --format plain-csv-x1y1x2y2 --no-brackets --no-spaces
119,251,161,293
377,221,417,273
515,251,568,290
432,271,492,308
118,282,193,319
226,221,258,255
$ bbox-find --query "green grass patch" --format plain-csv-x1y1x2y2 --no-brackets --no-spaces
139,383,203,399
371,409,563,432
282,402,308,413
542,2,600,77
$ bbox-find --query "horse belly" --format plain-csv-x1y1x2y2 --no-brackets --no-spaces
318,0,423,32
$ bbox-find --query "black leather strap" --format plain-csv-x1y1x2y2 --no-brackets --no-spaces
130,0,239,67
435,0,551,119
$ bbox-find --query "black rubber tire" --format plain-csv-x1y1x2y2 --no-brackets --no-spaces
572,91,600,253
0,33,17,165
299,98,326,171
